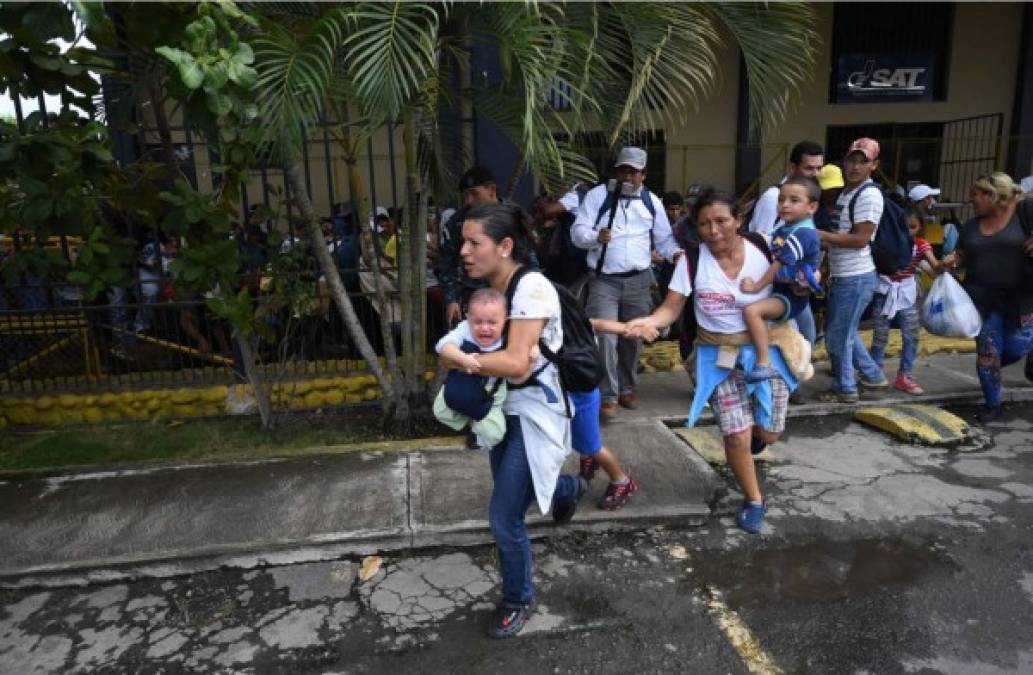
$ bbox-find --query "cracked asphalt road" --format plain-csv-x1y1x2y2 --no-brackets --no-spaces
2,403,1033,674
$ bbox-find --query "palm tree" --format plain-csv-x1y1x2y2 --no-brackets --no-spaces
246,1,817,425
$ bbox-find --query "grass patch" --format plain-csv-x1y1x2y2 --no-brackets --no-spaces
0,410,459,473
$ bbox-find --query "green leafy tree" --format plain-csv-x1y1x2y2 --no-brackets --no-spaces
244,1,817,426
0,2,306,429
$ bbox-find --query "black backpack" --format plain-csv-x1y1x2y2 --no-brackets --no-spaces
503,267,604,412
848,183,913,276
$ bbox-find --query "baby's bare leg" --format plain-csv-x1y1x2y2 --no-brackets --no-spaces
742,297,786,366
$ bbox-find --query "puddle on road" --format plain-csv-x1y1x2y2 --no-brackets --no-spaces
691,539,946,607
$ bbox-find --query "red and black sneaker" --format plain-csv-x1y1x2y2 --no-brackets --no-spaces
579,455,598,482
598,478,639,511
487,602,531,639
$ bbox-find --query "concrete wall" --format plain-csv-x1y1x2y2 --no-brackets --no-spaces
144,3,1024,215
756,3,1024,182
660,38,744,195
656,2,1024,195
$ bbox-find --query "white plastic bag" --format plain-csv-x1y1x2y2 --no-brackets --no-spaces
920,273,982,338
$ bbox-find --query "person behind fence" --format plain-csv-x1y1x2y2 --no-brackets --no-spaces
440,201,585,638
435,166,498,328
739,176,823,382
432,288,524,449
869,208,948,395
572,146,681,421
625,189,798,535
944,172,1033,423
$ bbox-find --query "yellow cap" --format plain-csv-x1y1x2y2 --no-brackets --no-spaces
818,164,844,190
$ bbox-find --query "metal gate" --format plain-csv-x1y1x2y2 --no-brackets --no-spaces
939,112,1005,212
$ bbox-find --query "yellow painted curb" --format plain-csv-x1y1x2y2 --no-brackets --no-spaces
672,427,773,464
853,404,970,445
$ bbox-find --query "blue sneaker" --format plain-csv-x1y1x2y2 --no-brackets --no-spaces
736,501,767,534
745,364,780,383
552,476,588,525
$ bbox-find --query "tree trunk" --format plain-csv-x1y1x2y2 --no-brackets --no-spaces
457,33,475,168
356,193,406,416
284,162,397,413
233,329,273,429
397,114,416,396
412,190,430,399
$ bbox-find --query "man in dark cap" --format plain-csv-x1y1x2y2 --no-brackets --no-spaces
435,165,499,326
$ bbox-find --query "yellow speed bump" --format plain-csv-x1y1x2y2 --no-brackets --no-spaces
854,404,969,446
672,427,773,464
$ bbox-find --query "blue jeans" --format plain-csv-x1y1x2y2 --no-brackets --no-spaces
792,302,817,347
489,415,580,605
975,312,1033,409
870,294,920,376
825,271,884,394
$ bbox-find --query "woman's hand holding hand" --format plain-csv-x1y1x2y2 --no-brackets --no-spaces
462,353,481,375
739,276,759,294
624,317,659,342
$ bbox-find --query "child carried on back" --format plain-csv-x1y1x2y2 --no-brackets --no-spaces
739,176,824,382
433,288,537,448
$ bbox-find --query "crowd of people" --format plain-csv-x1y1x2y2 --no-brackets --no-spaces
429,142,1033,638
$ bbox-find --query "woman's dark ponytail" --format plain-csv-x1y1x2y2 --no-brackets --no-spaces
465,202,535,264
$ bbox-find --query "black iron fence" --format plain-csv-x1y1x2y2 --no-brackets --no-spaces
0,283,446,395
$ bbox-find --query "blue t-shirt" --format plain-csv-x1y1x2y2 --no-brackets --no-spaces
770,218,822,293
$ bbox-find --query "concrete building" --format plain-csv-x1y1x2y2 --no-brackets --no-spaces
660,2,1032,205
124,2,1033,219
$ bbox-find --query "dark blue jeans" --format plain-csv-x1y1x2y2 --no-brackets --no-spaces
976,311,1033,408
489,415,580,605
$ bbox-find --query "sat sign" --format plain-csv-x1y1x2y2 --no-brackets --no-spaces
836,53,935,103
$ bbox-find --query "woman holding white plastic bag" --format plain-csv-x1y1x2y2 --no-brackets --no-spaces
945,173,1033,423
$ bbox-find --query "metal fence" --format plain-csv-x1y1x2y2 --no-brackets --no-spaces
0,281,446,395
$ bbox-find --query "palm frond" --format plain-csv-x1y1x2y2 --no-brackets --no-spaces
251,8,354,159
701,2,818,139
341,2,440,125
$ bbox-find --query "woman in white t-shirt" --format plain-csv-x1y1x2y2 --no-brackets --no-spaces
626,190,795,535
437,202,583,638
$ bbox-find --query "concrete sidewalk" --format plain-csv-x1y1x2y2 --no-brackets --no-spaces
0,351,1029,584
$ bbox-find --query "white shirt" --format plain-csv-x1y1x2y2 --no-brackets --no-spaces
830,180,882,278
435,320,503,354
507,271,562,379
749,177,787,236
667,239,772,334
571,183,679,274
558,188,582,212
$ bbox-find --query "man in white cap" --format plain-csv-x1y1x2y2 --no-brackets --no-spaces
572,146,681,420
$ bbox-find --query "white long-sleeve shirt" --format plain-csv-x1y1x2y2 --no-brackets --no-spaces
571,183,679,274
748,176,787,236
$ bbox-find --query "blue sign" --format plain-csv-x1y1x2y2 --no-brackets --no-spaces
835,53,936,103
